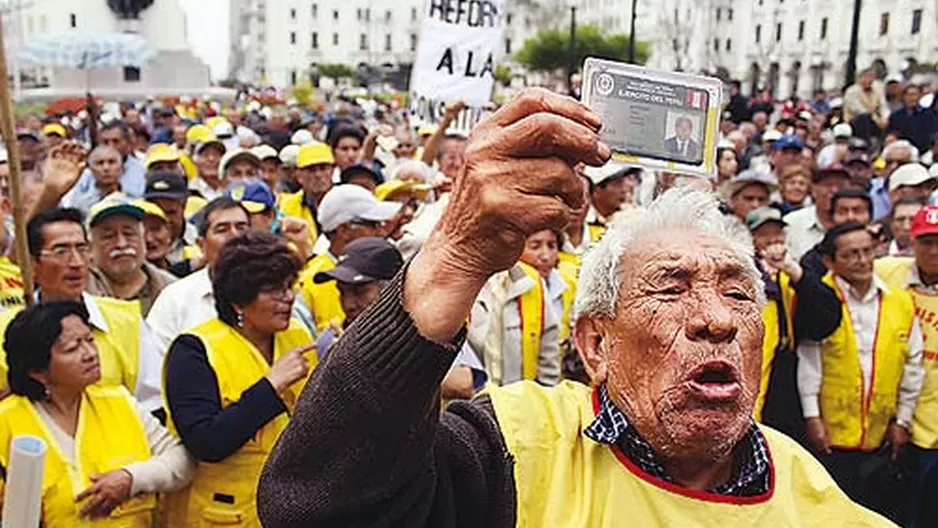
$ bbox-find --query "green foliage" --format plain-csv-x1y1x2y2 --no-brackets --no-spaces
494,64,513,87
291,81,314,107
515,24,650,73
317,63,355,80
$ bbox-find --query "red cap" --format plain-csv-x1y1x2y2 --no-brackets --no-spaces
910,206,938,239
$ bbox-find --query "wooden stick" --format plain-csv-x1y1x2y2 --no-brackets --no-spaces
0,19,35,306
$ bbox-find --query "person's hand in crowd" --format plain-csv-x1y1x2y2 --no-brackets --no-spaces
265,344,314,394
75,469,133,518
805,417,831,455
279,216,313,261
762,243,803,282
887,422,910,460
405,88,609,342
42,141,87,195
444,101,466,121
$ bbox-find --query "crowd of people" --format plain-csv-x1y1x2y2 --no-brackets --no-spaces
0,66,932,526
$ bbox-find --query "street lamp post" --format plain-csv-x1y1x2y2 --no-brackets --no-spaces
628,0,638,63
567,5,576,96
844,0,862,88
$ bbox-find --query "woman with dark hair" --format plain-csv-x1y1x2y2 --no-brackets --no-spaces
162,232,316,527
717,146,740,184
0,301,192,526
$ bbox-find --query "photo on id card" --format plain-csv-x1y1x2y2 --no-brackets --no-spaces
581,58,723,179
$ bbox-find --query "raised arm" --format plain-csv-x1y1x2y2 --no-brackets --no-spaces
257,89,609,527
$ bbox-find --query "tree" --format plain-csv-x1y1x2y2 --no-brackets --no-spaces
292,81,314,107
494,65,513,87
317,63,354,80
515,24,649,73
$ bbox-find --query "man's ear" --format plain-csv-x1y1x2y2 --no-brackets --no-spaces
574,315,608,386
821,254,833,271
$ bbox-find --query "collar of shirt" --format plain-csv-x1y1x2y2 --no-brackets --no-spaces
833,274,888,304
545,269,568,302
585,206,612,227
905,264,938,294
31,291,109,331
584,384,771,497
189,268,214,301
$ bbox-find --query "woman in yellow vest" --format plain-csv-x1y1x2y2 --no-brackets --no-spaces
519,229,576,342
0,301,193,527
163,232,317,527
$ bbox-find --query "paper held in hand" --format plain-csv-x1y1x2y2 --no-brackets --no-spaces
581,58,724,179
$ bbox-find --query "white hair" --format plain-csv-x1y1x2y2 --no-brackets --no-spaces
883,139,920,163
391,160,434,183
575,187,766,319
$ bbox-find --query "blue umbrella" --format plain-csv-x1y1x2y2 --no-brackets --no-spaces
17,32,154,69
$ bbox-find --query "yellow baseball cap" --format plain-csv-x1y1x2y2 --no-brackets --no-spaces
145,143,181,169
186,124,214,144
42,123,68,138
87,193,144,228
205,116,227,130
417,124,436,137
133,199,168,222
296,142,334,169
374,179,431,202
185,195,208,220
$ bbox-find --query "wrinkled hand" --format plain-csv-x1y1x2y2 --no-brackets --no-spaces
805,417,831,455
265,344,313,394
279,216,312,261
75,469,133,519
887,422,910,460
431,89,609,279
43,141,87,195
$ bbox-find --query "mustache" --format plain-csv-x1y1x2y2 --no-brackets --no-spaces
108,247,137,259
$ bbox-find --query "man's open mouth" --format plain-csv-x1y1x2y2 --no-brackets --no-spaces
685,361,741,402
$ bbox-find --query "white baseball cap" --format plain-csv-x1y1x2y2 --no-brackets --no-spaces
219,148,262,176
762,129,783,142
251,144,279,161
213,121,234,138
889,163,934,193
317,184,402,233
291,129,314,145
279,144,300,167
583,160,635,186
832,123,853,139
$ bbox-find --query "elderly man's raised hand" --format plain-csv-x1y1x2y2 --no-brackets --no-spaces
42,141,87,196
406,89,610,342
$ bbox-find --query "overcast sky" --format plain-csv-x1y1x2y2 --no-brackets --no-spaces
181,0,230,79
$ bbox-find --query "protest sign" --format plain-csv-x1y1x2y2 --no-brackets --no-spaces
409,0,504,129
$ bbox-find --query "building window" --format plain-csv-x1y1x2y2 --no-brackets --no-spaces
384,33,392,51
879,12,889,36
507,13,512,25
911,9,922,34
775,23,782,41
410,33,417,51
123,66,140,82
728,8,733,21
312,4,317,18
312,32,318,49
365,8,370,21
715,7,721,21
505,38,512,54
713,38,719,51
290,8,296,19
386,10,392,22
359,33,367,50
411,7,417,21
755,24,761,43
333,33,339,45
291,70,297,85
798,20,804,40
726,38,731,51
69,13,76,27
356,8,362,20
290,31,297,44
333,9,339,20
820,17,828,39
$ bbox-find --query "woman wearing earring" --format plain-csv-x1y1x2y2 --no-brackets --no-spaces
162,232,316,527
0,301,193,527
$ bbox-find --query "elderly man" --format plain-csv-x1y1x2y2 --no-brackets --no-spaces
70,121,146,198
257,90,888,526
61,145,124,216
143,172,200,272
85,195,177,316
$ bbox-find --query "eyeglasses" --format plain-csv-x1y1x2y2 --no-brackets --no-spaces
40,243,90,262
259,282,294,300
835,246,876,264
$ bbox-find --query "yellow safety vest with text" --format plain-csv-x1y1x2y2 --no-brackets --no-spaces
0,257,24,310
0,386,155,528
163,318,315,528
298,252,344,333
819,273,915,451
517,263,546,381
754,272,796,421
0,296,140,394
875,257,938,449
277,190,319,246
487,381,890,527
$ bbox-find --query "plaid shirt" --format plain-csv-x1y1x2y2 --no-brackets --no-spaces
585,385,771,497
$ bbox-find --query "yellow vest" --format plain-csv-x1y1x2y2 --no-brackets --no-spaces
163,318,315,528
488,381,891,527
0,257,24,310
277,190,319,246
0,296,140,394
517,263,546,381
0,386,155,528
298,252,344,333
587,223,605,243
819,274,915,450
754,272,796,421
875,257,938,449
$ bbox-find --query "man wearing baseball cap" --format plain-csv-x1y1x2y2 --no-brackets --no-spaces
770,134,804,181
190,135,228,201
875,205,938,526
144,143,184,174
219,148,262,183
251,144,282,192
297,184,401,332
721,169,777,222
144,172,200,272
889,163,938,206
582,161,637,242
279,142,335,246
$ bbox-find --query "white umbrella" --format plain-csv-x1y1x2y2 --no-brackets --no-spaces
17,32,154,69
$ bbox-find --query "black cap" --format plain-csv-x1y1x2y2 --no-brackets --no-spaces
339,163,383,186
144,171,189,201
313,237,403,284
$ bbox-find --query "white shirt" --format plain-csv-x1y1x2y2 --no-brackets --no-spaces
545,269,569,337
784,205,826,261
797,275,925,426
146,268,215,354
189,177,224,202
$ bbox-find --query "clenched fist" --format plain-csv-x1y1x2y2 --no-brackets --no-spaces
405,89,610,342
